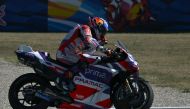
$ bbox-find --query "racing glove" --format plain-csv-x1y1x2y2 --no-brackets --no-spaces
104,48,113,56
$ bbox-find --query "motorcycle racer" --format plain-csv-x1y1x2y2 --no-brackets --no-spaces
56,16,140,102
56,16,109,100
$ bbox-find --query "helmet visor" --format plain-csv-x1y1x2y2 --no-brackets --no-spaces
98,25,107,36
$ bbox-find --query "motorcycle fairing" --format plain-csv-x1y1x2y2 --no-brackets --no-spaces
16,47,115,109
15,44,137,109
58,65,119,109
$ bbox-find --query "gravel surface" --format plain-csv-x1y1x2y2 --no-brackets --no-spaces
0,60,190,109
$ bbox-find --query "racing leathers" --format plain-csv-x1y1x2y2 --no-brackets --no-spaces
56,24,106,92
57,24,102,65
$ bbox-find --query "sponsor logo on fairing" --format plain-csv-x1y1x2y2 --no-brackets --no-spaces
84,68,106,79
74,76,104,89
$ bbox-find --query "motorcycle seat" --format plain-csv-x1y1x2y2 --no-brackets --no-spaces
47,58,72,68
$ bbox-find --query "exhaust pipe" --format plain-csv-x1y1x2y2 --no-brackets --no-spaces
35,91,52,102
35,88,73,103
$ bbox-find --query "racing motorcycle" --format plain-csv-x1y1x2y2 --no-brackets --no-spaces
8,41,154,109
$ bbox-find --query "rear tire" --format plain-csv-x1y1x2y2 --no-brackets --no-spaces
8,73,50,109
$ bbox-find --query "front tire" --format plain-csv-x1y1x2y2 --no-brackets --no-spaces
8,73,50,109
112,78,154,109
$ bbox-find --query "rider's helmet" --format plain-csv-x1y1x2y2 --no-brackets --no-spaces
89,16,109,45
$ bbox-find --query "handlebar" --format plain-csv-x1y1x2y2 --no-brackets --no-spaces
109,47,125,60
98,47,126,64
81,47,127,65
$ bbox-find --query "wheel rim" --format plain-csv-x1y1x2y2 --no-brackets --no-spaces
114,84,132,108
116,84,131,101
114,82,150,109
129,82,150,109
16,81,43,107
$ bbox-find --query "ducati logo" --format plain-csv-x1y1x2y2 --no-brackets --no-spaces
0,5,6,26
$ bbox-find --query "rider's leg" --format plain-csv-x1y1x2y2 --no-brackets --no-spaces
56,59,88,93
63,70,76,91
54,72,74,103
56,70,75,92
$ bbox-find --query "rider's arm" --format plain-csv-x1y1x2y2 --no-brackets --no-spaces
77,25,98,55
85,37,109,54
96,45,107,53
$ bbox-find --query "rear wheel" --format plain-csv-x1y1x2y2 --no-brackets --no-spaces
112,78,154,109
8,73,50,109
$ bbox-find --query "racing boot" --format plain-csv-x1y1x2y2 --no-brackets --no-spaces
57,78,76,92
55,71,75,103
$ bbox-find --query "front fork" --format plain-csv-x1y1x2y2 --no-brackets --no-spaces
124,79,133,93
125,72,139,94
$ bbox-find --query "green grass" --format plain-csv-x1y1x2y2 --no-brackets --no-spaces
0,32,190,92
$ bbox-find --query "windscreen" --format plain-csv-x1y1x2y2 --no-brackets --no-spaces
116,40,128,52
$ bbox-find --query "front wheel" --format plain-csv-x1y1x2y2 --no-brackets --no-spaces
112,78,154,109
8,73,50,109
